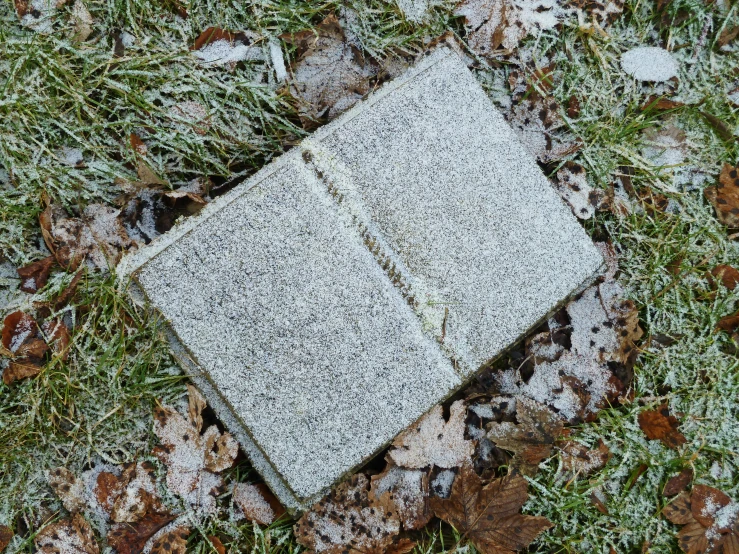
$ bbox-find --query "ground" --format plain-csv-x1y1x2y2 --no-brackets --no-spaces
0,0,738,553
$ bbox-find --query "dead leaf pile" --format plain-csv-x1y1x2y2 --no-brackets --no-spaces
705,163,739,229
663,485,739,553
282,14,378,125
152,384,238,513
494,242,643,422
431,464,552,553
638,404,686,449
505,67,581,163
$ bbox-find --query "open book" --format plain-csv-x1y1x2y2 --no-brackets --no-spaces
120,48,604,511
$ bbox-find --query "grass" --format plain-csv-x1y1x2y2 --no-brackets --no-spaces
1,0,738,552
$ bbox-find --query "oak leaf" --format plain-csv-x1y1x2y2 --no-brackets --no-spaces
705,163,739,229
430,464,552,553
282,14,377,124
35,514,99,554
638,404,686,449
389,400,474,469
294,473,402,554
233,483,285,526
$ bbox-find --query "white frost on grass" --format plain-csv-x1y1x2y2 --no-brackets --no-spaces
269,40,287,81
621,47,679,82
397,0,431,22
193,39,264,66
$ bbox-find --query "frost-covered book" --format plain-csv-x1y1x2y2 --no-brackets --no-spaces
120,48,603,511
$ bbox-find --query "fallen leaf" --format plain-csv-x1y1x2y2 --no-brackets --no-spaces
233,482,285,526
294,474,401,554
0,525,13,552
558,439,610,477
487,397,564,476
153,387,238,513
638,405,686,449
35,514,99,554
71,0,93,41
700,112,734,143
389,400,474,469
282,14,377,124
590,491,609,514
109,462,165,523
431,464,552,553
455,0,565,56
565,0,624,26
370,464,431,530
1,311,48,384
663,487,739,553
171,101,210,135
16,256,55,293
14,0,68,33
718,25,739,48
42,319,71,360
48,467,87,513
149,526,189,554
207,535,226,554
663,469,693,497
705,163,739,229
717,311,739,333
191,27,264,67
640,96,685,112
95,471,126,514
107,513,175,554
708,265,739,290
555,161,610,219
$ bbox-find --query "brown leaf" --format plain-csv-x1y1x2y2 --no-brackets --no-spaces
717,311,739,333
555,161,610,220
638,405,686,449
590,491,608,515
207,535,226,554
107,513,175,554
294,473,401,554
35,514,99,554
95,471,127,514
567,95,581,118
54,272,84,311
42,319,71,360
3,360,44,385
678,521,710,554
708,265,739,290
565,0,624,26
663,492,695,525
640,96,685,112
17,256,55,293
389,400,474,469
192,27,238,51
701,113,734,143
0,525,13,552
233,483,285,526
431,464,552,554
559,439,610,477
48,467,87,513
386,538,417,554
283,14,377,124
110,462,165,523
663,469,693,497
1,311,47,384
718,25,739,48
487,398,564,476
690,485,731,528
370,464,431,530
149,526,189,554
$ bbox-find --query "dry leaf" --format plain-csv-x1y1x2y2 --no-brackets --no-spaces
48,467,87,513
431,464,552,554
149,527,190,554
663,469,693,497
153,387,238,513
283,14,377,124
370,464,431,530
663,487,739,553
191,27,263,67
16,256,55,293
640,96,686,112
35,514,99,554
171,101,210,135
558,439,610,477
14,0,68,33
638,405,686,449
107,513,175,554
555,161,610,219
455,0,564,56
565,0,624,26
717,311,739,333
487,397,564,476
71,0,93,41
294,473,401,554
708,265,739,291
0,525,13,552
42,319,71,360
1,311,48,384
233,483,285,526
705,163,739,228
109,462,165,523
207,536,226,554
389,400,474,469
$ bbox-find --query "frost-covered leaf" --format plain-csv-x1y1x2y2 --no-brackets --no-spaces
558,439,610,477
35,514,99,554
638,404,686,449
42,318,71,360
152,387,238,513
233,483,285,526
107,513,175,554
555,162,610,220
16,256,55,293
0,526,12,552
191,28,264,67
48,467,87,513
71,0,93,41
455,0,565,56
1,311,47,385
109,462,165,523
149,526,190,554
293,474,402,554
564,0,624,26
430,464,552,554
705,163,739,229
370,464,431,530
621,47,679,82
709,265,739,291
487,397,563,476
14,0,68,33
282,14,377,124
389,400,474,469
663,469,693,497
